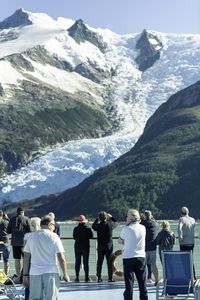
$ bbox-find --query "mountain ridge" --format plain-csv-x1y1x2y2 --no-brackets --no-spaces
1,9,200,206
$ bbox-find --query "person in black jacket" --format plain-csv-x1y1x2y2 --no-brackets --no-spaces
92,211,117,282
156,220,175,263
73,215,93,282
141,210,159,285
7,207,31,277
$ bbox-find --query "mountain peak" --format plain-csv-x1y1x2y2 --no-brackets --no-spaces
67,19,91,43
135,29,163,72
67,19,106,52
0,8,32,30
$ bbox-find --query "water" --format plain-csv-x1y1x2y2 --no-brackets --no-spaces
59,221,200,279
6,221,200,279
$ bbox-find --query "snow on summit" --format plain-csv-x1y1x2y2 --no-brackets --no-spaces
1,9,200,203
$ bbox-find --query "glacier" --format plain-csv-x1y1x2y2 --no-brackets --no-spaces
1,10,200,203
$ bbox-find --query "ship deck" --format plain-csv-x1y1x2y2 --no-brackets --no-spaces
0,281,157,299
58,281,157,300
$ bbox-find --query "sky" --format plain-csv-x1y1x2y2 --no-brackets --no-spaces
0,0,200,35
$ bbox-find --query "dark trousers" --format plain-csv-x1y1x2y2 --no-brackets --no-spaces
180,244,196,280
147,264,152,279
123,257,148,300
75,248,90,279
97,246,113,280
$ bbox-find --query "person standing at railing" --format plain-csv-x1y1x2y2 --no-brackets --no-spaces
92,211,117,282
118,209,148,300
0,210,10,275
7,207,31,279
156,220,175,263
48,212,60,236
141,210,159,286
73,215,93,282
23,214,70,300
177,206,196,279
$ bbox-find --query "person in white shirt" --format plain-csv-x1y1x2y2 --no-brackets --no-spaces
23,215,69,300
177,206,196,279
118,209,148,300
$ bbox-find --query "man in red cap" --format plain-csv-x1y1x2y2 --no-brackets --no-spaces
73,215,93,282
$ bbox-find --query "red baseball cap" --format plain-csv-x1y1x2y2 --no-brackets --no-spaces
76,215,88,223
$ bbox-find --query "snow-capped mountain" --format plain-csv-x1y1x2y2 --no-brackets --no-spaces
0,9,200,204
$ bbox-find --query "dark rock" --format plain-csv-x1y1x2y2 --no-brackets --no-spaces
0,30,19,42
0,8,32,30
25,46,73,71
3,151,23,172
0,84,4,96
67,19,106,53
2,53,34,72
135,29,163,72
75,62,110,83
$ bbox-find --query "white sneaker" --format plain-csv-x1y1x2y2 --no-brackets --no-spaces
147,279,154,284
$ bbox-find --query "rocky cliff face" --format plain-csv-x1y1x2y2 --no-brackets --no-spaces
0,8,32,29
67,19,106,52
135,29,163,71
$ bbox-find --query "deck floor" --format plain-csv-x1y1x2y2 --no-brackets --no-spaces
58,281,157,300
0,282,157,299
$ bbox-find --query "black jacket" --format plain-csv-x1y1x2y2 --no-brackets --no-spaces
7,215,31,246
73,223,93,250
92,218,115,249
54,222,60,236
156,229,175,251
141,218,158,251
0,218,9,243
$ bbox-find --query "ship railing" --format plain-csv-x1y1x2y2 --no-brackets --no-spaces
60,236,200,280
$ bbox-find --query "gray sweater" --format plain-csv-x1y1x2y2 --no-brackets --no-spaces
177,215,195,245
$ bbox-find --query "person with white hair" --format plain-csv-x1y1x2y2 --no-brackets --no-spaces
23,217,41,300
48,212,60,236
178,207,195,251
178,206,196,279
118,209,148,300
23,214,69,300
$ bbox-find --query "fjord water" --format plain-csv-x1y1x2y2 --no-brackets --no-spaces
59,221,200,278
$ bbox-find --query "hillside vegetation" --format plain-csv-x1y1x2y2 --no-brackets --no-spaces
6,81,200,220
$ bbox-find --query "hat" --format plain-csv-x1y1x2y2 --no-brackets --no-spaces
76,215,88,223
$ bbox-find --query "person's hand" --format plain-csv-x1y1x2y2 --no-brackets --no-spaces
62,274,70,282
106,213,112,220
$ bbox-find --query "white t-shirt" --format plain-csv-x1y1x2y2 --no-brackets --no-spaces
24,232,32,241
23,229,65,275
119,222,146,259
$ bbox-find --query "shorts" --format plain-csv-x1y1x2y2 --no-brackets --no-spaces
12,246,24,259
145,250,156,265
29,273,60,300
0,244,10,263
